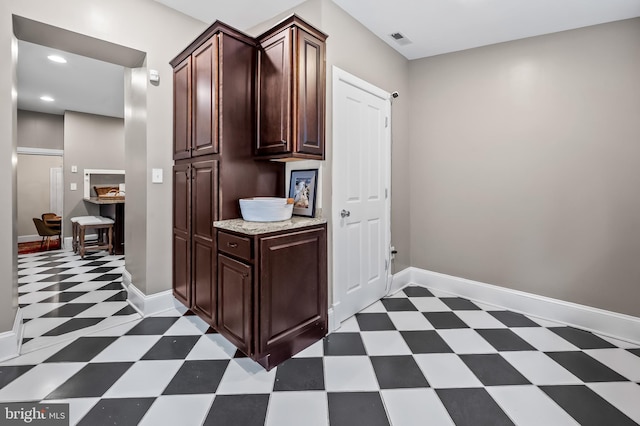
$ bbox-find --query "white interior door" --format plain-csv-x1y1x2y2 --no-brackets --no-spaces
333,67,391,326
50,167,63,216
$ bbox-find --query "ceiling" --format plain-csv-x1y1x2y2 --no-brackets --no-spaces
16,0,640,117
17,40,124,118
333,0,640,59
156,0,640,59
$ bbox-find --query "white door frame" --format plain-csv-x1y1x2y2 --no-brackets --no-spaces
331,66,392,328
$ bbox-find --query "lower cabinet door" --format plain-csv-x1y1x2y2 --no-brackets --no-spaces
190,160,218,324
217,254,252,355
258,228,327,357
172,164,191,307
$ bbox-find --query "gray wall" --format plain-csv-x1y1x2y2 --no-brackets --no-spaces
17,110,63,150
409,18,640,317
63,111,124,237
16,110,64,237
17,154,63,236
0,0,206,332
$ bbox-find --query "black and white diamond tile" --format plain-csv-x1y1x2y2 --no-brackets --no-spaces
16,249,139,354
4,252,640,426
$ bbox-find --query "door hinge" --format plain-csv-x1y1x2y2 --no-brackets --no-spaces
385,259,388,271
385,116,389,128
385,188,388,199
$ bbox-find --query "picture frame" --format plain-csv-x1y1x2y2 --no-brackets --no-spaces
288,169,318,217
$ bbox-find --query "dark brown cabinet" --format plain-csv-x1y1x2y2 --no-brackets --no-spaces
173,37,219,160
216,224,327,370
171,22,284,325
217,254,252,354
172,17,328,370
172,160,218,324
173,58,192,160
256,15,327,160
172,163,191,307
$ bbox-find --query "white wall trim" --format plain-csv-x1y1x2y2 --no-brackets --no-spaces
83,169,125,198
395,267,640,345
126,283,176,317
122,268,132,288
62,234,98,250
0,309,24,362
18,234,42,243
328,307,338,333
388,266,413,295
17,147,63,156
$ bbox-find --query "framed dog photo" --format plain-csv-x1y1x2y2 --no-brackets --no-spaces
289,169,318,217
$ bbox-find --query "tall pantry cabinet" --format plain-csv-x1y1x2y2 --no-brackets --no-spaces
171,22,283,325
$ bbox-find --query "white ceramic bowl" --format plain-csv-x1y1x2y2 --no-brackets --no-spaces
239,197,293,222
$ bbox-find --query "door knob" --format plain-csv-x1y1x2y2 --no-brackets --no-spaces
340,209,351,218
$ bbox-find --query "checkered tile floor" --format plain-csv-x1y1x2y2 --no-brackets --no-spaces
3,251,640,425
16,249,140,353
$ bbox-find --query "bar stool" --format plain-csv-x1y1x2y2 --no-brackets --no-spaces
70,216,96,253
76,216,115,259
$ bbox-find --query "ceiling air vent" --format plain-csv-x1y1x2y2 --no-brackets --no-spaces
389,32,412,46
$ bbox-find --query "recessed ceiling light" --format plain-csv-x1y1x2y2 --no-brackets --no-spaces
40,95,55,102
47,55,67,64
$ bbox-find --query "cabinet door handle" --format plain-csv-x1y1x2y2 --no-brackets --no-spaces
227,242,238,248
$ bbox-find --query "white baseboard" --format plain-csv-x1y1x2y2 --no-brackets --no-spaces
18,235,41,243
388,267,413,295
0,309,24,362
122,268,132,289
396,267,640,345
62,234,99,250
328,307,337,333
127,283,176,317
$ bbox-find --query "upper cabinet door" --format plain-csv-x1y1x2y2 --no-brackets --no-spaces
192,36,219,157
256,17,327,161
257,29,292,156
295,28,325,158
173,58,192,160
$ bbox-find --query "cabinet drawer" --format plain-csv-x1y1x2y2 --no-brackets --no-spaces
218,231,252,261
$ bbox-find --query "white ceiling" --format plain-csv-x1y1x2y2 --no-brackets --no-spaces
17,40,124,118
17,0,640,117
154,0,308,32
335,0,640,59
156,0,640,59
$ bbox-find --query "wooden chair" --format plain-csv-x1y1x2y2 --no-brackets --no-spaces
42,213,62,232
33,218,61,250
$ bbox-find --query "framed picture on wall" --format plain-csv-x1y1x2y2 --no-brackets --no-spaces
288,169,318,217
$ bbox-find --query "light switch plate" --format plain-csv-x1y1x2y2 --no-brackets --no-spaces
71,165,78,173
152,168,163,184
70,183,77,191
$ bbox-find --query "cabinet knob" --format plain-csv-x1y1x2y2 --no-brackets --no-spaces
227,242,238,248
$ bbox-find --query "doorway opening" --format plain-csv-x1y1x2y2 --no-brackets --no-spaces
13,15,146,354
